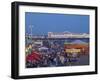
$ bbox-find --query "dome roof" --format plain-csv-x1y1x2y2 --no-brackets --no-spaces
71,40,87,44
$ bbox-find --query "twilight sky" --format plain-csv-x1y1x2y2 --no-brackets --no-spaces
25,12,89,35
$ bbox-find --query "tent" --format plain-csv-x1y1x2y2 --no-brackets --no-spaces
38,47,48,51
26,51,41,62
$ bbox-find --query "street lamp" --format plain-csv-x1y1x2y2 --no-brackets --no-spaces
29,25,34,46
29,25,34,38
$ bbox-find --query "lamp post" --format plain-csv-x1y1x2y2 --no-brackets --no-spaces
29,25,34,38
29,25,34,44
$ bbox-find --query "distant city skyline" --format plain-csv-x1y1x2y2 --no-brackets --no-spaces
25,12,89,35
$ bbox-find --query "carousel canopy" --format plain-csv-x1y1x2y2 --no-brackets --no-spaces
71,40,87,44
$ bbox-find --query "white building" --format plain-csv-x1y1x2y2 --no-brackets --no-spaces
48,32,89,38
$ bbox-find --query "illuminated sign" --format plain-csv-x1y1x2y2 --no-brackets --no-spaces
65,48,81,53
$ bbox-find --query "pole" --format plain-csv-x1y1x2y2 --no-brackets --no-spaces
29,25,34,44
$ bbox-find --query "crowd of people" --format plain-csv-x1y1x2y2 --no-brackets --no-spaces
26,39,80,68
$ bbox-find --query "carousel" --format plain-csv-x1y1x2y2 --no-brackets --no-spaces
64,40,89,58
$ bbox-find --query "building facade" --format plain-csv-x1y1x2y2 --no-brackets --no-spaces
48,32,89,38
